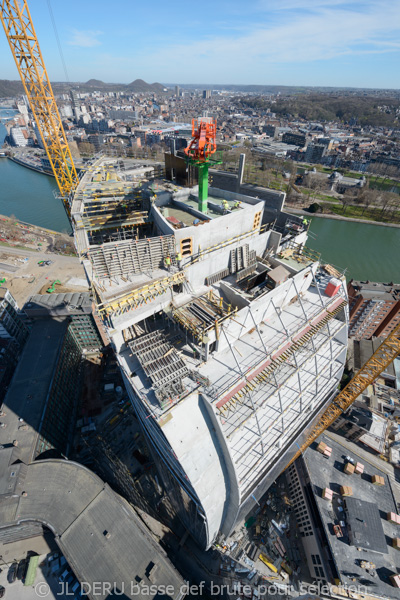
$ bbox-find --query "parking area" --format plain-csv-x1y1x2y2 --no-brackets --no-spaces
0,552,84,600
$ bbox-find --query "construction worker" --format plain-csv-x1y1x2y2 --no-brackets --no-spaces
176,251,182,268
302,217,310,228
234,200,241,209
222,199,229,213
165,255,171,271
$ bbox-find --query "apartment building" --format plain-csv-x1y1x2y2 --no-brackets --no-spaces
347,280,400,340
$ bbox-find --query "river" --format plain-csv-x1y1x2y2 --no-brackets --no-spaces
307,217,400,283
0,107,70,232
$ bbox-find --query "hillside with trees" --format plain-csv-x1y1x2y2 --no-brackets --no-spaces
238,94,400,127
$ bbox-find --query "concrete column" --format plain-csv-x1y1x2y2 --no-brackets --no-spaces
237,153,246,191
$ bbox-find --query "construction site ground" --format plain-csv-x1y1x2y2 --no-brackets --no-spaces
0,245,88,306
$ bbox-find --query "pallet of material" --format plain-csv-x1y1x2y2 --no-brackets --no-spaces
340,485,353,497
274,542,285,558
391,574,400,588
322,487,333,500
392,537,400,550
371,474,385,486
344,462,355,475
354,462,364,475
387,512,400,525
275,536,286,554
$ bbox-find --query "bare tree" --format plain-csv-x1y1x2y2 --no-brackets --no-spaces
339,188,356,214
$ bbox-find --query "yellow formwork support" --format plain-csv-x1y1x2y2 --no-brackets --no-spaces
96,271,185,317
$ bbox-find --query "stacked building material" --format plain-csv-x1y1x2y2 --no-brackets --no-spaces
340,485,353,497
344,462,355,475
316,441,332,458
372,474,385,486
322,488,333,501
391,574,400,588
354,462,364,475
392,538,400,550
387,512,400,525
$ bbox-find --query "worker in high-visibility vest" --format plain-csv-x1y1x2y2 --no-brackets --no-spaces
165,255,171,271
176,251,182,268
234,200,241,209
222,199,229,213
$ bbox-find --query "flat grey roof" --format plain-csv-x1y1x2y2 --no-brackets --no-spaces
350,280,400,298
0,318,184,600
303,434,399,599
344,497,387,554
24,292,93,318
1,461,184,600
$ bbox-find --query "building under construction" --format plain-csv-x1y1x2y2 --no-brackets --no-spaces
70,153,348,549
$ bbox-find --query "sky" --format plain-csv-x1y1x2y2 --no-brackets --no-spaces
0,0,399,89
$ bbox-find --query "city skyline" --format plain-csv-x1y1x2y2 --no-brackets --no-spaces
0,0,399,89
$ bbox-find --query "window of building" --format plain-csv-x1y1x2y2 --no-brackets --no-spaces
315,566,325,578
180,237,193,257
253,211,261,230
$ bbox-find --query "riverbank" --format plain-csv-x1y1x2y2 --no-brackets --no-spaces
286,206,400,229
10,154,54,177
0,213,75,254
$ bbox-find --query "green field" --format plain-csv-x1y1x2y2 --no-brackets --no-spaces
321,202,400,223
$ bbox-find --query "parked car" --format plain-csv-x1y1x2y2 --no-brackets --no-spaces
17,559,27,581
7,562,17,584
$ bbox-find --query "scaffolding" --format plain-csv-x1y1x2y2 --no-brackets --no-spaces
217,299,347,416
278,240,321,265
213,273,348,493
285,318,400,468
79,188,149,232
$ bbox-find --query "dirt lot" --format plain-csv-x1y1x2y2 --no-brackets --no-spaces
0,213,90,306
0,246,88,306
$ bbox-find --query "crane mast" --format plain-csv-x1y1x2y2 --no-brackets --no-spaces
0,0,78,217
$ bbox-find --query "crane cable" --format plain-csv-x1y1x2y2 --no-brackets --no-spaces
46,0,70,83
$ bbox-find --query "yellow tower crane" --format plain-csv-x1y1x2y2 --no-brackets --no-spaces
0,0,79,218
285,320,400,468
2,1,400,470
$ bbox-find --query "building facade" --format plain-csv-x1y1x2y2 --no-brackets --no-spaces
347,280,400,340
304,143,326,164
0,287,29,348
281,132,306,147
